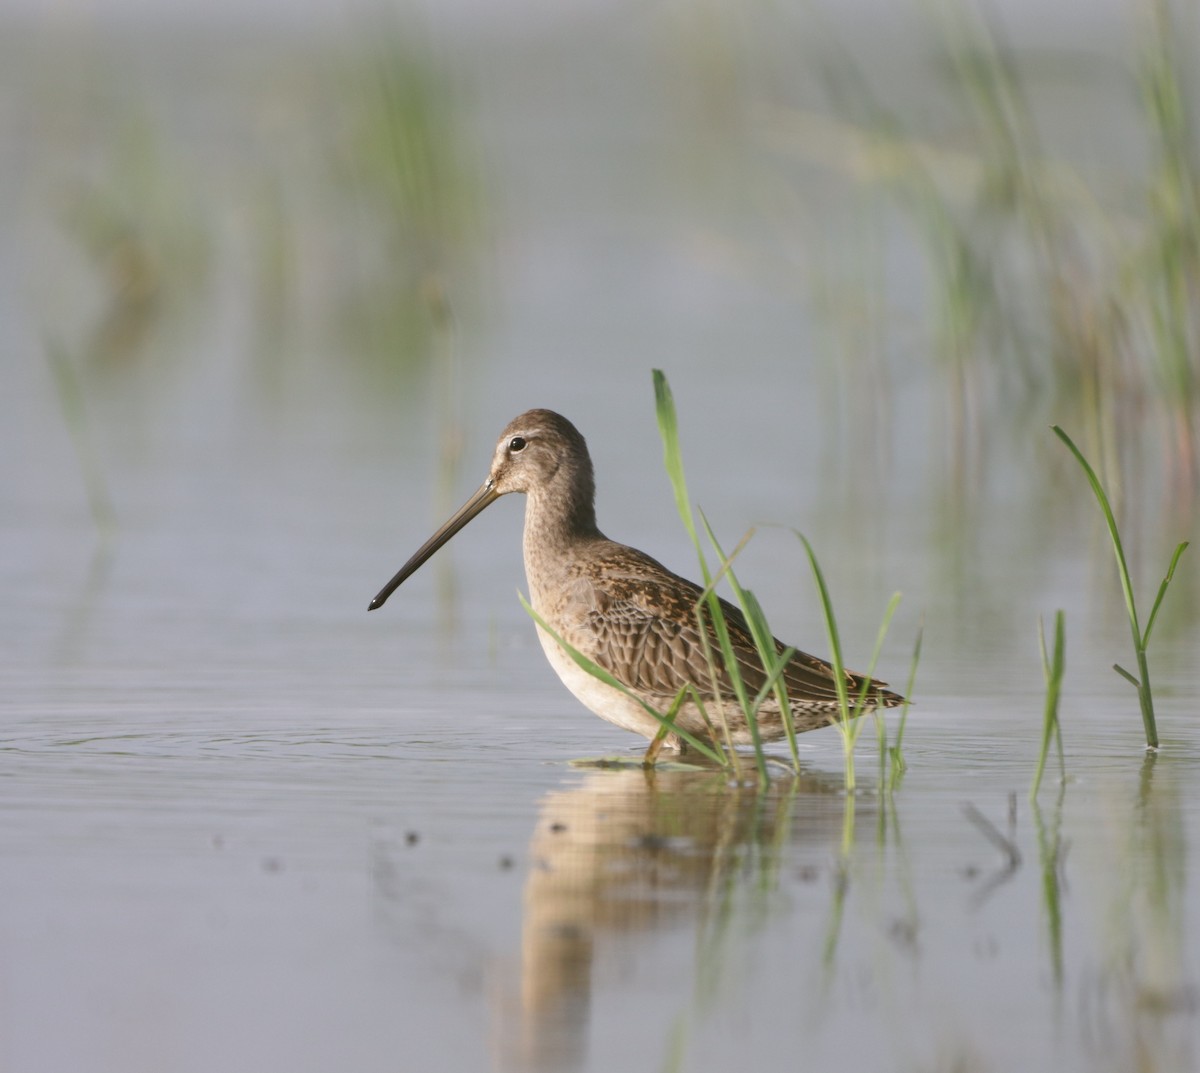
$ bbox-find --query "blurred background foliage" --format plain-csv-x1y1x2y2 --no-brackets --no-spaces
7,0,1199,554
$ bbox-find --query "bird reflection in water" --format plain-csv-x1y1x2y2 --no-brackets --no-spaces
492,763,859,1072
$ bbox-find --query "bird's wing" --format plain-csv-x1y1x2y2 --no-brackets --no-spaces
552,546,885,705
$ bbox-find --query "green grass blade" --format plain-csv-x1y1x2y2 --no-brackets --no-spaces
859,592,902,707
795,531,859,788
750,646,797,704
1142,540,1189,647
1037,613,1051,682
860,592,902,771
699,511,799,771
795,533,850,715
888,618,923,784
1053,424,1158,748
1051,611,1067,781
1052,425,1142,639
652,369,753,772
1113,663,1141,689
691,588,753,715
680,683,720,749
742,590,802,769
653,369,708,575
692,585,768,782
652,377,773,780
688,606,740,765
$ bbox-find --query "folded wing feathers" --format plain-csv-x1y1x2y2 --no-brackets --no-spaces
562,554,901,709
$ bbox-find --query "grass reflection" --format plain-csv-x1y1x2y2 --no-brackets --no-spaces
1031,786,1068,991
1085,753,1194,1071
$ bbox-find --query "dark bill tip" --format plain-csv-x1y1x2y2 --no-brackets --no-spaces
368,480,500,612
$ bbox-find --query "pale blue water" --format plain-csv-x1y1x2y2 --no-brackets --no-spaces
2,7,1199,1073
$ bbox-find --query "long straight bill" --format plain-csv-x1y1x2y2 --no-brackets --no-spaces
368,480,500,610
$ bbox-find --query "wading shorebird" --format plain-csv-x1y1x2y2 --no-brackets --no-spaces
369,410,903,759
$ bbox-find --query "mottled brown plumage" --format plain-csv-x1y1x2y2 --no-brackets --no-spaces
370,409,903,753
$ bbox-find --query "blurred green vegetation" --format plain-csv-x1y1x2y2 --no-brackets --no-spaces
21,15,483,389
323,19,483,368
59,114,212,368
13,2,1199,550
759,0,1200,510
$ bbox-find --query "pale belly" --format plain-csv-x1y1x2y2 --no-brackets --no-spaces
533,624,809,746
534,624,668,740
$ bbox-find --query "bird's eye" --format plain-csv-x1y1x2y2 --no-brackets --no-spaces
509,436,527,453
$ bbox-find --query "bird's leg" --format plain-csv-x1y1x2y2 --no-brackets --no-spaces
642,727,670,767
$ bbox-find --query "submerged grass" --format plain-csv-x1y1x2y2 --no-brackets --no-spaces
1032,785,1068,989
1052,425,1189,749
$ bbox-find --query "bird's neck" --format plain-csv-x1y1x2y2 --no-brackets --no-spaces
522,479,602,606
